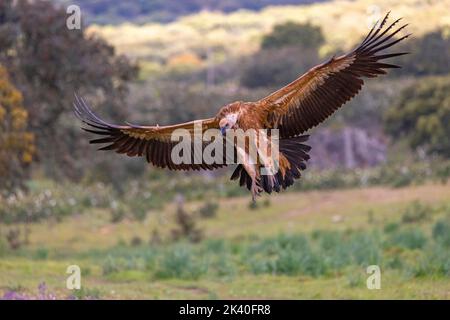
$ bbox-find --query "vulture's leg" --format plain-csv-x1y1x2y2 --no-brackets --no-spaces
256,130,278,190
236,145,262,201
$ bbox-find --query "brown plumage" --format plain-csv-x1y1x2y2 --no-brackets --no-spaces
74,12,409,200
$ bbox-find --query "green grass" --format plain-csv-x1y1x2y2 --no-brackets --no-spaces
1,183,450,299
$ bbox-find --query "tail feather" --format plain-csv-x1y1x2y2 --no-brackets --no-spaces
230,135,311,194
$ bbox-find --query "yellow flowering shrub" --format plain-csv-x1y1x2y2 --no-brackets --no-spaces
0,65,35,192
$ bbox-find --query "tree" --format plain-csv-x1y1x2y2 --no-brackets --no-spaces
393,30,450,77
0,66,35,193
240,46,320,88
0,0,138,180
240,22,324,88
261,22,324,50
384,76,450,157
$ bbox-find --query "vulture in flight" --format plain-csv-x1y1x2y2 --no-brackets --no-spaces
74,13,409,200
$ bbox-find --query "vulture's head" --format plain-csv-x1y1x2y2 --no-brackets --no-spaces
219,112,238,135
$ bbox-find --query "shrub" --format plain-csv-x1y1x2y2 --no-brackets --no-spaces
171,201,203,243
401,201,430,223
346,232,382,266
102,255,122,275
0,234,8,256
384,222,400,233
384,76,450,157
198,200,219,219
149,230,162,246
154,244,207,280
129,201,148,222
0,183,115,224
110,201,127,223
81,226,445,281
6,228,21,250
387,228,427,250
394,30,450,77
0,66,35,193
34,248,49,260
246,234,328,276
346,271,363,288
432,220,450,247
261,22,324,50
435,162,450,184
211,253,236,278
240,47,319,88
204,239,227,253
409,244,450,277
130,236,143,247
70,287,101,300
275,248,326,276
390,172,414,188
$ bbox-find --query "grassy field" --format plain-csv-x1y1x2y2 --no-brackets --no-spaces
1,183,449,299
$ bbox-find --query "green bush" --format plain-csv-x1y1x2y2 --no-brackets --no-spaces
129,202,148,222
346,232,382,266
401,201,430,224
394,30,450,77
154,244,207,280
70,287,101,300
384,222,400,234
130,236,143,247
198,200,219,219
109,201,127,223
34,248,49,260
384,76,450,157
409,244,450,277
0,234,7,257
432,220,450,247
211,253,236,278
387,228,427,250
102,255,122,276
0,183,115,224
74,221,450,281
275,248,327,276
346,271,364,288
261,22,324,50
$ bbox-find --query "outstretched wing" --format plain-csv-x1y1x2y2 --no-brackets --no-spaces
73,95,226,171
257,12,410,138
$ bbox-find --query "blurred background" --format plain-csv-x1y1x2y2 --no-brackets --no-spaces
0,0,449,299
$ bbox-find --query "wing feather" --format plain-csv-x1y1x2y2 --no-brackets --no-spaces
257,12,410,138
74,95,227,171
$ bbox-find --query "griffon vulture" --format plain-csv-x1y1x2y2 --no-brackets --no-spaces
74,12,409,200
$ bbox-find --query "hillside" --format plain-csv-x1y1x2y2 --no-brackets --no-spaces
89,0,450,65
55,0,328,24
